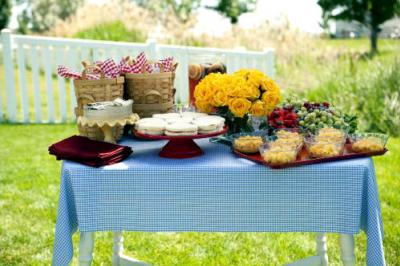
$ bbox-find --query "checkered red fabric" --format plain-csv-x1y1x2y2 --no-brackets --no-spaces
100,58,119,78
57,66,81,80
57,53,175,79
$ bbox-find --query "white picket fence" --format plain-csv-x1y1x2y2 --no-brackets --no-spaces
0,28,275,123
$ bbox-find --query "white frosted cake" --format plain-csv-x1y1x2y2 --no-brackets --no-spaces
83,98,133,120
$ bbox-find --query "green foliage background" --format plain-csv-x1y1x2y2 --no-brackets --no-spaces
0,0,11,29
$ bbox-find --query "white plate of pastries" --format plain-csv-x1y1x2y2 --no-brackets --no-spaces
135,112,225,136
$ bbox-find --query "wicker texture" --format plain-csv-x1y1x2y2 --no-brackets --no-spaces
125,64,177,118
73,65,125,141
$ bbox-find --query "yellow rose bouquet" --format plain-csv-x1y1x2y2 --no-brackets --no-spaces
194,69,281,134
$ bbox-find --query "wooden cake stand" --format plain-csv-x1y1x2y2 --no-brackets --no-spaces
77,114,139,143
133,126,228,159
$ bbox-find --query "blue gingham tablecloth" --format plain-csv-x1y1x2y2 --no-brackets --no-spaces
52,137,385,266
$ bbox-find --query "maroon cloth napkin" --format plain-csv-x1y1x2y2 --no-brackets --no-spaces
49,135,133,167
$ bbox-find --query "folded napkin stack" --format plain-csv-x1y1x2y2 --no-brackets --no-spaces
49,135,132,167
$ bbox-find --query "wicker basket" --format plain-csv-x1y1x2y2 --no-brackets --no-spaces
74,65,125,141
124,63,177,118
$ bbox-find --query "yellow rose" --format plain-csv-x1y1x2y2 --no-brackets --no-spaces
229,98,252,118
261,90,281,115
195,72,227,104
249,85,261,100
260,77,280,92
196,99,213,113
213,88,228,107
194,83,207,101
250,100,265,117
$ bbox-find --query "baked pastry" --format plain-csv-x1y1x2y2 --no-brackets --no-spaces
181,112,208,119
136,118,166,135
352,137,384,153
194,116,224,134
135,117,165,127
165,117,193,124
83,98,132,120
153,113,182,120
233,136,263,154
165,122,198,136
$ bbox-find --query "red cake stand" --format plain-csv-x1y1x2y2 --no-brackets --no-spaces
133,126,228,159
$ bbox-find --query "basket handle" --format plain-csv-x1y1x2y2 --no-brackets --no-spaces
81,61,105,80
143,90,162,103
159,62,178,73
139,61,179,73
140,62,154,74
75,94,97,116
77,94,96,106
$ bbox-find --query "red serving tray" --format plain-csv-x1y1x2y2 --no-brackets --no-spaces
233,143,388,169
133,126,228,159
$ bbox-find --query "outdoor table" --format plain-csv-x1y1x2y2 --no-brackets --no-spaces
52,137,385,266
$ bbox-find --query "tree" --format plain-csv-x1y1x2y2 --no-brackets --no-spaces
0,0,12,29
17,0,84,33
318,0,400,54
133,0,201,22
209,0,257,24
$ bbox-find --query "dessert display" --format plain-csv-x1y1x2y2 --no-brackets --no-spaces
133,112,228,159
78,98,139,143
233,136,264,154
135,112,225,136
351,133,388,153
83,98,133,120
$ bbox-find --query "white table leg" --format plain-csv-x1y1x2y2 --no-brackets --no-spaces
113,231,149,266
339,234,355,266
79,232,95,266
113,232,124,266
286,233,328,266
316,233,329,266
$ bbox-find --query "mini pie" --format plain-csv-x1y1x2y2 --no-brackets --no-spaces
165,122,198,136
352,137,384,153
136,118,167,135
153,113,182,120
181,112,208,119
234,136,263,154
194,117,225,134
165,117,193,124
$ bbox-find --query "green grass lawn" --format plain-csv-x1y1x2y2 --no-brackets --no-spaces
0,124,399,265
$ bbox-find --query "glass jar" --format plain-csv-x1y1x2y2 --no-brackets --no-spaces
188,54,226,108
